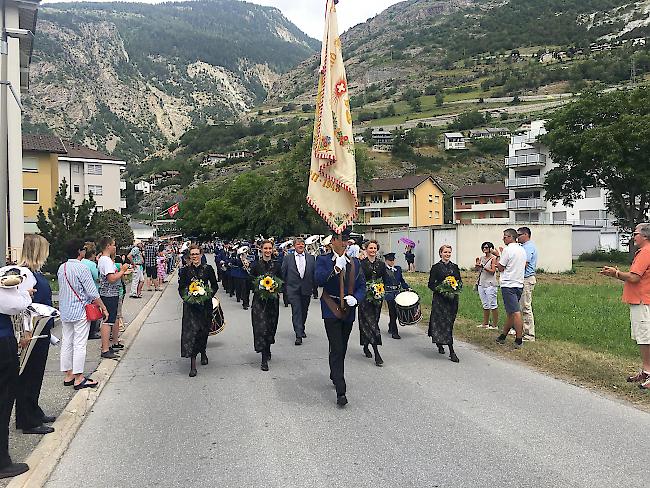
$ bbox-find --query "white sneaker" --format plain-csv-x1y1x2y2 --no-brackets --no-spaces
487,325,499,330
523,334,536,342
477,324,488,328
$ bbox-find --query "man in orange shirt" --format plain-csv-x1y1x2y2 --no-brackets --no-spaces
601,222,650,391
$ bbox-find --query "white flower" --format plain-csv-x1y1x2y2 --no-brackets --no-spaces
198,288,205,296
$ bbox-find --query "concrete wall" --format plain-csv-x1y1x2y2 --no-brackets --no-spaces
367,224,573,273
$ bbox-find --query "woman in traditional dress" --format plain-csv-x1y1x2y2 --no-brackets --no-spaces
250,240,281,371
428,244,463,363
358,240,387,366
178,244,218,377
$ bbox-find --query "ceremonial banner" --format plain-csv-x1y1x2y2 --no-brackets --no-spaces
307,0,358,233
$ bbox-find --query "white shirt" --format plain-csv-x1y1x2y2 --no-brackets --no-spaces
295,252,306,279
499,242,527,288
97,255,116,277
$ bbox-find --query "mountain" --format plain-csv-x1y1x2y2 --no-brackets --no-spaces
24,0,318,161
270,0,650,102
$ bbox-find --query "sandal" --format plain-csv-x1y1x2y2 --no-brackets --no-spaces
74,377,99,390
63,379,74,386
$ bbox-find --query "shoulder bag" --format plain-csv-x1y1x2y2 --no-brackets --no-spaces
64,264,103,321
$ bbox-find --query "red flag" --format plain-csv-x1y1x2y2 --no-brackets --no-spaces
167,203,180,217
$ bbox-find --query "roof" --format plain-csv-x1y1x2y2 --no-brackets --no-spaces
60,141,124,162
452,183,508,198
444,132,464,138
22,134,66,154
359,175,442,193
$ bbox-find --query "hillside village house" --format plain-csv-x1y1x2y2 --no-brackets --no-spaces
22,135,127,233
201,153,227,167
1,0,40,259
469,127,510,139
506,120,613,227
135,180,155,194
371,128,393,150
356,175,445,230
444,132,466,150
452,183,509,224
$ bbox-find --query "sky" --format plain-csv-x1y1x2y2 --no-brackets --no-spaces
42,0,404,39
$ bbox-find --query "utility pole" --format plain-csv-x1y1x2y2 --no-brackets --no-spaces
1,0,9,265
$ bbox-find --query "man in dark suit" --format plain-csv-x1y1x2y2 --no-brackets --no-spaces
281,237,315,345
315,230,366,407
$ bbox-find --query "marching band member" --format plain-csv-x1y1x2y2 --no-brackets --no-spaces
358,240,387,366
383,253,410,340
315,230,366,407
250,240,282,371
231,247,251,310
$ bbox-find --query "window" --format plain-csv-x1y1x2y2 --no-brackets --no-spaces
72,164,80,173
585,187,600,198
73,185,80,193
370,211,381,218
580,210,601,221
371,195,381,203
95,206,104,212
435,211,440,219
88,185,103,196
23,189,38,203
87,164,103,175
434,195,440,204
553,211,567,222
428,194,433,202
22,157,38,173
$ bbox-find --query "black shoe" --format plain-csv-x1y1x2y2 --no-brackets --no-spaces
284,304,289,308
0,462,29,479
336,395,348,407
236,299,240,302
22,425,54,435
363,346,372,358
200,355,208,366
496,334,507,345
302,332,307,338
42,415,56,424
243,305,249,310
375,354,384,367
101,350,119,359
391,333,401,339
111,343,125,350
88,333,101,340
189,369,197,377
261,360,269,371
437,345,445,354
450,353,459,363
295,337,302,345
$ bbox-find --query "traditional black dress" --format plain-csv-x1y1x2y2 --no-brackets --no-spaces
250,258,281,353
427,260,462,345
358,258,387,346
179,263,218,358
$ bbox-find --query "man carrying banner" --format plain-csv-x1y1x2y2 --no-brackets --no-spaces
308,0,362,407
315,230,365,407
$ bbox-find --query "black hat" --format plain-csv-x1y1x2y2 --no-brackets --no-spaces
330,228,352,240
384,252,396,261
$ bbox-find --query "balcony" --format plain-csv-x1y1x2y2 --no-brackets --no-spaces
455,202,507,212
120,198,127,209
119,181,127,190
506,176,544,189
505,153,546,168
507,198,545,210
368,216,409,226
359,199,409,210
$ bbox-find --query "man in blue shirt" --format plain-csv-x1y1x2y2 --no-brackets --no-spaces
315,230,366,407
517,227,537,341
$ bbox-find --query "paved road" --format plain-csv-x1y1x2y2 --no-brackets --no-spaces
46,260,648,487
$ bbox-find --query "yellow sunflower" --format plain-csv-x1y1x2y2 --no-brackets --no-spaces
376,283,385,294
261,276,274,288
189,282,199,294
446,276,458,289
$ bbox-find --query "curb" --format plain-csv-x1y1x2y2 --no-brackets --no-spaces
7,284,168,488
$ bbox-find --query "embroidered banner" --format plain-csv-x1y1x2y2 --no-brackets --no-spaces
307,0,357,233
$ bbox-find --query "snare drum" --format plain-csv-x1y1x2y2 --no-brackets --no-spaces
394,291,422,326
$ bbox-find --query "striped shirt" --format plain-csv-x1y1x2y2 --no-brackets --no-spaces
57,259,100,322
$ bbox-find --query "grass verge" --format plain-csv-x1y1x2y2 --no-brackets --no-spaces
404,262,649,410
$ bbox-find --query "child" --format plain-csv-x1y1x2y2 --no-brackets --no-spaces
156,246,167,289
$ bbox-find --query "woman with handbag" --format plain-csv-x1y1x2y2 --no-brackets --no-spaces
475,242,499,330
57,239,108,390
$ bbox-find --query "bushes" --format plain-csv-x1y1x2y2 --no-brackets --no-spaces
578,249,632,264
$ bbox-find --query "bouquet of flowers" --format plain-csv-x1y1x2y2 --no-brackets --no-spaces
436,275,462,299
365,280,385,304
254,274,284,300
183,279,212,305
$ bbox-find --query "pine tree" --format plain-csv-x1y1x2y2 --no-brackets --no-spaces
37,179,96,270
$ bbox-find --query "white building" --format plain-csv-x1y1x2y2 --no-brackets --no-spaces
135,181,155,194
1,0,40,261
444,132,466,150
201,153,227,167
506,120,612,226
57,142,127,213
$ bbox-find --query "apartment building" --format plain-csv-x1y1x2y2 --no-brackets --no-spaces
356,175,445,230
444,132,466,150
452,183,509,224
22,135,127,232
506,120,612,225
